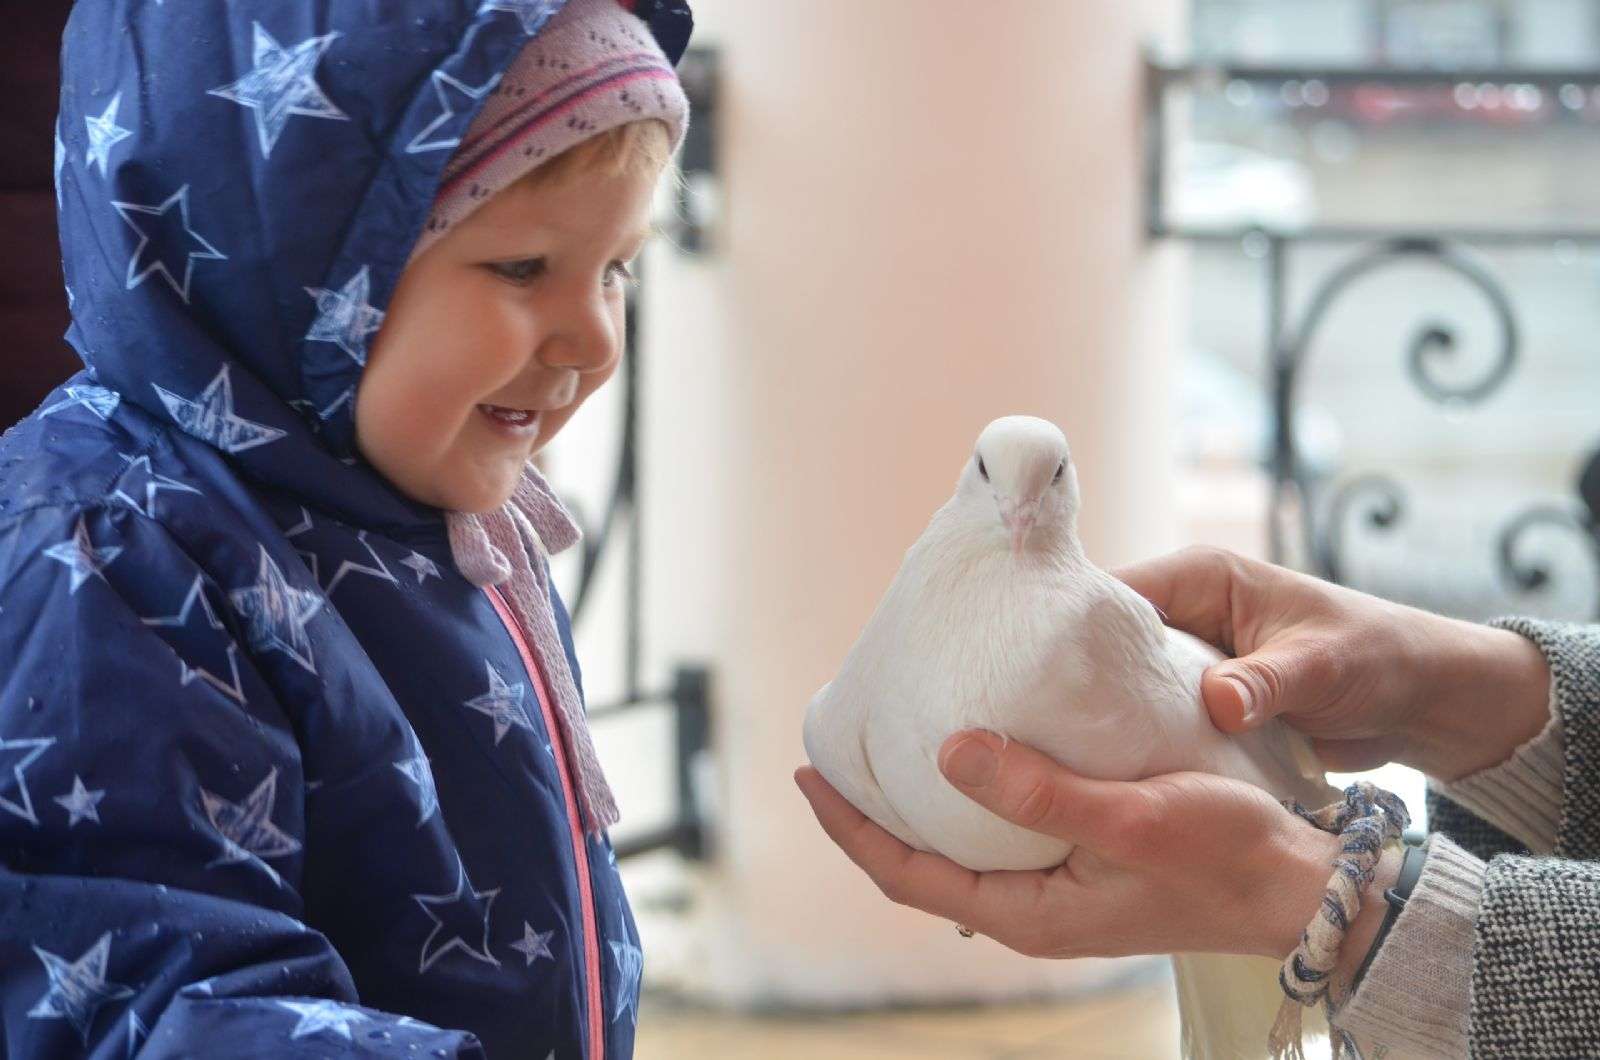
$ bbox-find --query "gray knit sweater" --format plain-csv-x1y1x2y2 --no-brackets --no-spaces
1336,617,1600,1058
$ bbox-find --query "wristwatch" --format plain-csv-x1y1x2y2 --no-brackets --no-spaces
1350,839,1428,992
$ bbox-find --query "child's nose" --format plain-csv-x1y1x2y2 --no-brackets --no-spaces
537,296,621,375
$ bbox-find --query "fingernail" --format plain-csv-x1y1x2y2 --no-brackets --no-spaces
1223,674,1257,724
942,734,999,787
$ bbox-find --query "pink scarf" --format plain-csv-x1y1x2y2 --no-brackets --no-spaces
445,466,619,833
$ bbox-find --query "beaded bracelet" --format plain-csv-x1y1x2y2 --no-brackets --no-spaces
1268,781,1410,1060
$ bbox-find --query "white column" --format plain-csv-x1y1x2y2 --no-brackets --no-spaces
635,0,1187,1007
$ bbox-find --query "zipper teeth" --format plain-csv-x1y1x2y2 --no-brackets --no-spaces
485,587,605,1060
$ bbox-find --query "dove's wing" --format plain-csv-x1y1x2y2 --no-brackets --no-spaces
804,680,925,850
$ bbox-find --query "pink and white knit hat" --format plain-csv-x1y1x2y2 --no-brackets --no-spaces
412,0,690,259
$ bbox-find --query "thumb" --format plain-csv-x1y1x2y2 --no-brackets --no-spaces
938,730,1119,846
1202,650,1298,732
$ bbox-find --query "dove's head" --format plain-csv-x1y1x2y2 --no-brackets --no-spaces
961,416,1080,557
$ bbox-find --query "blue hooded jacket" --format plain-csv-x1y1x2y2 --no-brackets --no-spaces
0,1,690,1056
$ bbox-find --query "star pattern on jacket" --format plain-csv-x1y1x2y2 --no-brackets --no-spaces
406,69,502,155
26,932,136,1044
153,366,287,454
277,998,370,1041
393,730,440,827
208,23,348,158
140,573,247,705
54,775,106,827
609,933,643,1025
200,767,303,886
478,0,558,35
43,516,124,594
463,662,533,745
412,859,502,974
127,1010,148,1056
110,453,203,518
38,385,121,422
401,551,441,583
111,185,227,303
286,509,399,597
84,92,133,178
305,266,385,366
53,123,66,209
0,736,55,827
228,547,324,674
509,922,555,966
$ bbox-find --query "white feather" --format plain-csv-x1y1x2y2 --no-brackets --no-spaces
804,416,1337,1058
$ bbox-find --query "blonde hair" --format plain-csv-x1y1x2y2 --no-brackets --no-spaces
519,119,673,188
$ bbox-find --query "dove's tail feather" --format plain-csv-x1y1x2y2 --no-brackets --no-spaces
1171,952,1330,1060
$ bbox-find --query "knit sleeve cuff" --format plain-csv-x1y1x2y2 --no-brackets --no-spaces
1433,686,1563,856
1334,834,1485,1059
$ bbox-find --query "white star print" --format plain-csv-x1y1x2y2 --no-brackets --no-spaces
392,730,439,827
400,551,440,583
412,859,501,974
0,736,54,827
478,0,558,34
509,922,555,966
405,70,502,154
208,23,348,158
200,767,303,887
110,453,202,518
53,123,66,209
228,547,324,674
54,776,105,827
43,516,123,594
111,185,227,303
304,266,385,366
462,662,532,745
27,933,135,1044
84,93,133,178
610,934,643,1025
140,573,247,705
285,508,398,597
127,1010,148,1057
277,998,370,1041
38,384,120,422
153,365,286,454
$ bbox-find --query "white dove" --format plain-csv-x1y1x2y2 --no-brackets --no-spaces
803,415,1340,1060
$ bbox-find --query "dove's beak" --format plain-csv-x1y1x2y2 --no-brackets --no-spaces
1001,504,1039,557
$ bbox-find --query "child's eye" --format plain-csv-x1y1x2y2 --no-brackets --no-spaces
602,260,637,289
488,257,545,284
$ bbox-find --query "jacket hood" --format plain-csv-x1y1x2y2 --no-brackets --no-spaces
54,0,690,534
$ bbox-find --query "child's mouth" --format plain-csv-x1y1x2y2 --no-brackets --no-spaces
477,404,543,438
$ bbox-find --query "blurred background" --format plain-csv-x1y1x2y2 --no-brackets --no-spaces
7,1,1599,1057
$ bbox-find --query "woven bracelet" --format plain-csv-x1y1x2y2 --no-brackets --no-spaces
1267,780,1410,1060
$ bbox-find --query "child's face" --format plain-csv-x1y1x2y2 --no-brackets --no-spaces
357,162,655,513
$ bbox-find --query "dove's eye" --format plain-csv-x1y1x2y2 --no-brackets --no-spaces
976,455,989,481
1052,461,1065,484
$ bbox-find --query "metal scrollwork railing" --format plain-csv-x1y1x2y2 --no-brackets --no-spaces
1146,56,1600,621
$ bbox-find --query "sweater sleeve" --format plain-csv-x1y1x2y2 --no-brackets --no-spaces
0,504,484,1059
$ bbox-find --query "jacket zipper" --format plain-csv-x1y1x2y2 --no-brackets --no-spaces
485,586,606,1060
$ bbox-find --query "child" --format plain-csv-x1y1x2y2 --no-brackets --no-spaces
0,0,690,1056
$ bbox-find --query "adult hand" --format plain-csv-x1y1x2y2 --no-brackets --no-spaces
794,730,1352,962
1115,547,1551,781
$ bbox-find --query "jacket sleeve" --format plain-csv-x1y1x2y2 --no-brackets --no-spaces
1462,617,1600,1057
0,503,484,1059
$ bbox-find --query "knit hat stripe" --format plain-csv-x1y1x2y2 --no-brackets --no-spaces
440,62,676,193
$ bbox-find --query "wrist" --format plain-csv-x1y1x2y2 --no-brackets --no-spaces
1331,842,1403,998
1404,619,1551,781
1262,828,1344,960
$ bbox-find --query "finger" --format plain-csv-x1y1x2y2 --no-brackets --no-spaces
937,732,1126,848
1204,632,1348,732
1111,546,1256,653
793,767,981,923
